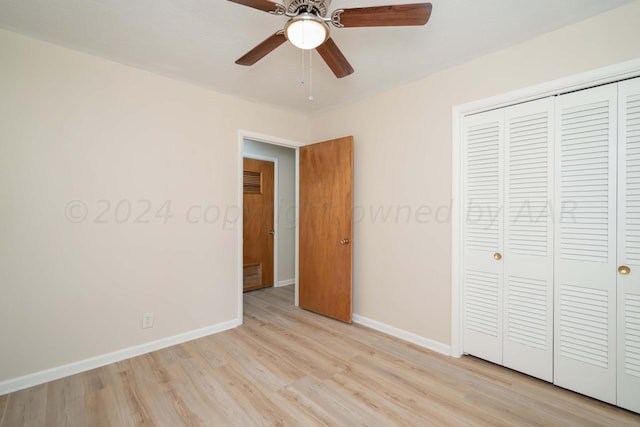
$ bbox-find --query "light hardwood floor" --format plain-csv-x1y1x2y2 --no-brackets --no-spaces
1,285,639,426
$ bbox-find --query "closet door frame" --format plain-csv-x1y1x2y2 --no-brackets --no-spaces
452,58,640,358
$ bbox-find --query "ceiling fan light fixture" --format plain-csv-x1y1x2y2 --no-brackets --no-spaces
284,13,329,50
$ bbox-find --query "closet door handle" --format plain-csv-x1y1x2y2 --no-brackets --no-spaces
493,252,502,261
618,265,631,275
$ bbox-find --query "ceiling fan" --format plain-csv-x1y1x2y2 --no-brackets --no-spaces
228,0,433,78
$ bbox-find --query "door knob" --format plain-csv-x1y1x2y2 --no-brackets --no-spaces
268,229,275,236
340,239,350,245
618,265,631,275
493,252,502,261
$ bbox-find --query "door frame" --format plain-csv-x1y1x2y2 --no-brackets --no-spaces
451,58,640,358
243,153,279,291
237,130,306,323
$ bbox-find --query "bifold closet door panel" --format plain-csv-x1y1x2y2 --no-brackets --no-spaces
617,77,640,413
554,83,618,404
503,97,555,382
462,109,505,365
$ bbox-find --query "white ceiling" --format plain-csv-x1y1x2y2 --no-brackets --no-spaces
0,0,634,114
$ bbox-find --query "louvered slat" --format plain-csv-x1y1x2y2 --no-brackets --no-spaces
559,284,609,368
507,276,547,350
243,263,261,286
465,122,500,251
624,294,640,378
559,101,611,262
243,170,262,193
508,112,550,256
465,271,499,337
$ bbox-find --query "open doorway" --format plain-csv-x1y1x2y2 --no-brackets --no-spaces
242,138,296,288
241,137,298,305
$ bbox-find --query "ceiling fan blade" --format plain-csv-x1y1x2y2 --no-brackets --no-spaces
235,32,287,66
316,38,354,79
227,0,281,13
335,3,432,27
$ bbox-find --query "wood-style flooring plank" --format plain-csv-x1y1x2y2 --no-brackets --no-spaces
1,285,639,426
44,375,87,427
0,394,8,425
288,375,386,426
220,325,308,385
0,384,47,427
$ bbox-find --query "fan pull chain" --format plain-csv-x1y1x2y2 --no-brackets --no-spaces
300,49,305,85
299,50,314,102
308,50,314,102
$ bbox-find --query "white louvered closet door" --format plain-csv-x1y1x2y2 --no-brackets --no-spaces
462,109,505,365
617,77,640,413
503,98,554,381
554,83,618,404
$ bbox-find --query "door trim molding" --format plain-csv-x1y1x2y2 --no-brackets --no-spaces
243,153,279,292
451,58,640,358
237,130,305,323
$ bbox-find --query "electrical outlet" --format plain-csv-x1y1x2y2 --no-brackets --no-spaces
142,312,154,329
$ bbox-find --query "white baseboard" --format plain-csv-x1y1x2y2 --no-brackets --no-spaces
0,318,241,395
352,314,451,356
276,278,295,287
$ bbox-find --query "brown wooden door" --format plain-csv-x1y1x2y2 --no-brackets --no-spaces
243,158,275,292
299,136,353,322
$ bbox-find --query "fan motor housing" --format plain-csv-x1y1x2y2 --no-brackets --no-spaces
287,0,328,17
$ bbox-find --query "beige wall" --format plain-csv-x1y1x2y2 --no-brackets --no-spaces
243,140,296,284
310,1,640,346
0,29,310,383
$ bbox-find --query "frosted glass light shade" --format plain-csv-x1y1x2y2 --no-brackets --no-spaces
285,13,329,50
